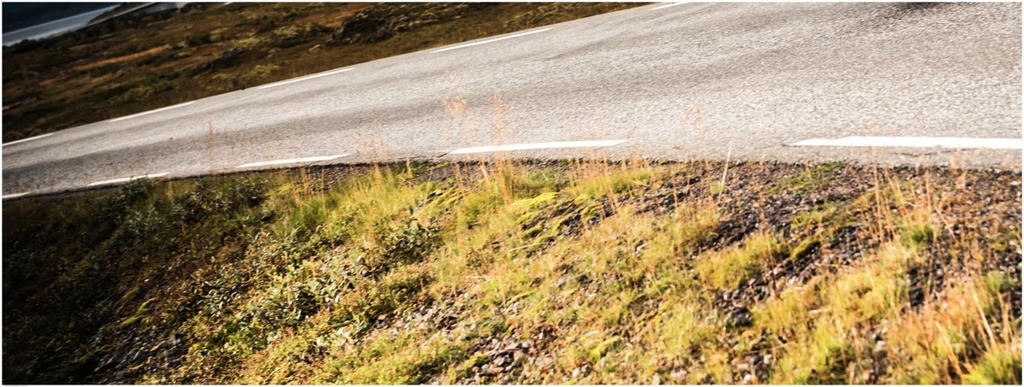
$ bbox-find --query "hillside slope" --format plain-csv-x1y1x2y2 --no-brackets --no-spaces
3,159,1020,383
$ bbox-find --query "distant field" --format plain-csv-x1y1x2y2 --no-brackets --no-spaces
3,159,1020,383
1,2,643,142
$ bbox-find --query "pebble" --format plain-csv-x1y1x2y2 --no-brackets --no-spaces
671,369,687,380
480,364,499,376
726,306,752,328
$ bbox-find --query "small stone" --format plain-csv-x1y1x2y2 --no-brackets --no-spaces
726,307,753,328
874,340,885,353
535,357,554,370
480,364,499,376
671,369,687,380
512,350,524,364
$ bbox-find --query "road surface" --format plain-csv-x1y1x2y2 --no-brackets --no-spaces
3,2,1021,199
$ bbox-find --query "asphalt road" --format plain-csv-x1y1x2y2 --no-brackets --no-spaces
3,2,1021,198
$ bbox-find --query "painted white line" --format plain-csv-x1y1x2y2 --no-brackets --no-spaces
2,192,31,200
652,2,685,11
2,132,54,147
236,154,347,169
432,27,553,54
87,172,169,187
448,140,627,155
790,136,1023,150
255,67,354,90
109,102,195,122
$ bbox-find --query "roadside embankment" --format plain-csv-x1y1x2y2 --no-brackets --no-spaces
2,160,1020,383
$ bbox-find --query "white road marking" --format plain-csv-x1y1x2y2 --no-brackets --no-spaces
448,140,627,155
109,102,195,122
236,154,347,169
790,136,1023,150
255,67,354,90
432,27,553,53
2,132,54,147
87,172,169,187
652,3,686,11
2,192,31,200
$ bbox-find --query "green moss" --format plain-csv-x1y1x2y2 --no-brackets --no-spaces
900,224,935,248
696,234,788,290
709,181,725,195
983,271,1016,294
449,352,489,383
789,237,821,260
589,336,622,363
509,192,558,214
792,202,839,229
771,162,843,194
118,297,158,329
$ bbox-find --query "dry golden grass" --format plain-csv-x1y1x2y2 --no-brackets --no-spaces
3,153,1019,384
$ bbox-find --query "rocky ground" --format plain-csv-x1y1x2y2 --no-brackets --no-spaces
3,160,1020,384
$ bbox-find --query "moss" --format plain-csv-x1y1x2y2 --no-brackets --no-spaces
509,192,559,215
118,297,157,329
709,181,726,195
983,271,1016,294
696,233,788,289
771,162,843,194
449,352,489,383
789,237,821,260
901,224,935,247
589,336,622,363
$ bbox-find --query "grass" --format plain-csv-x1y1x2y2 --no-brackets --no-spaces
5,3,1018,384
3,156,1020,384
696,232,788,290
